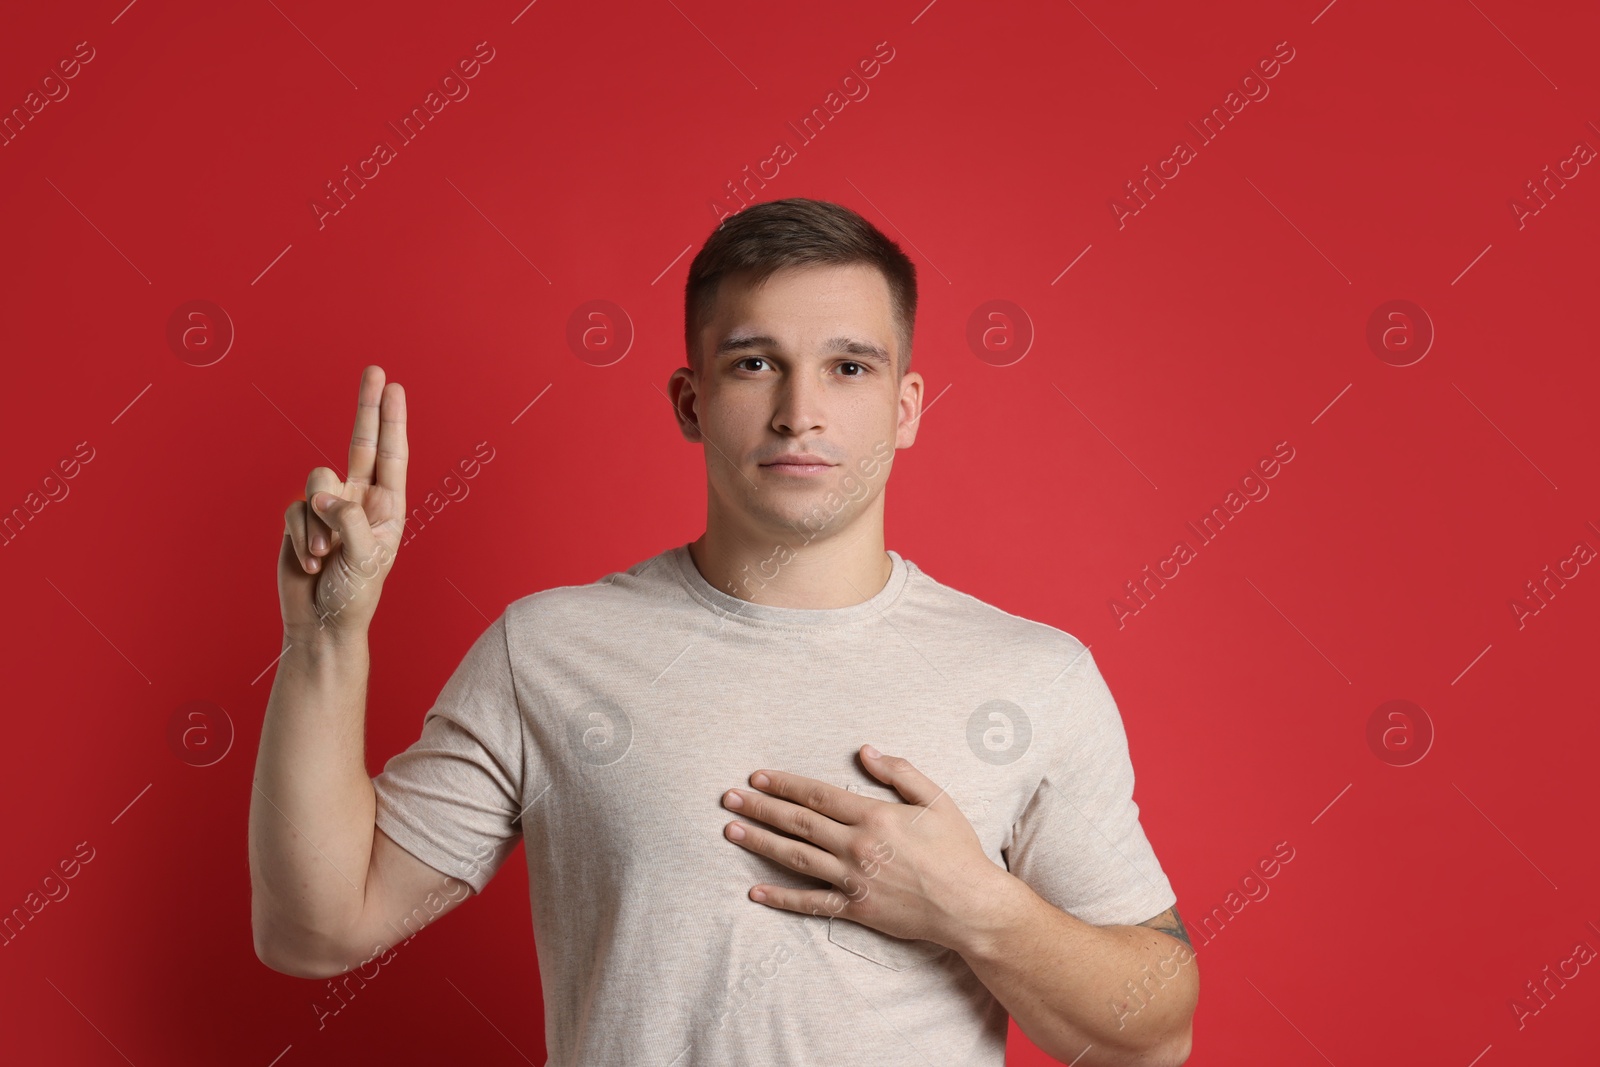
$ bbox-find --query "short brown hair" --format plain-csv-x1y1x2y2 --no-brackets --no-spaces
683,198,918,378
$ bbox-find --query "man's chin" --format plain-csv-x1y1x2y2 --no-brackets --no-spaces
745,505,836,544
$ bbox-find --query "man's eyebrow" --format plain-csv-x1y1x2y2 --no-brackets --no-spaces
715,334,892,365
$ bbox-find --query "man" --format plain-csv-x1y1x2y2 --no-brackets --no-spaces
250,198,1197,1065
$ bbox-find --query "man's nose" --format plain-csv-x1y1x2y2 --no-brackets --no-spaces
772,375,825,435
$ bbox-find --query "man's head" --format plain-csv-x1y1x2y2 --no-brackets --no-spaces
668,198,925,550
682,198,918,379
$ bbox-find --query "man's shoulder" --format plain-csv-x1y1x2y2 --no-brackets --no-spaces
500,546,680,630
908,565,1090,664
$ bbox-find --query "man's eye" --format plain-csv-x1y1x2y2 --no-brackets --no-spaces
732,358,868,375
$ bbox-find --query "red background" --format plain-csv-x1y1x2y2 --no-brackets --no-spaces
2,0,1597,1063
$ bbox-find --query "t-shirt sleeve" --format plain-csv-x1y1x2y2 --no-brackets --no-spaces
371,611,525,896
1003,646,1177,927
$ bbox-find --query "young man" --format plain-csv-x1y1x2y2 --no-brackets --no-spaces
251,199,1197,1065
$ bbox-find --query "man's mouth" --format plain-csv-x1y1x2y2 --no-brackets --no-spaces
760,453,835,476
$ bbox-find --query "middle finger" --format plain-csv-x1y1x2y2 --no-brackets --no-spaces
722,814,849,888
723,788,847,855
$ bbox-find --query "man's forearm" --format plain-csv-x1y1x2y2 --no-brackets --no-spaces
248,632,377,969
951,870,1197,1067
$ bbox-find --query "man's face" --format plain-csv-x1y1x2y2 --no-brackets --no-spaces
668,262,924,547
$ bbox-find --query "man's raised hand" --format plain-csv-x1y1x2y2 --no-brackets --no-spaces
277,365,409,644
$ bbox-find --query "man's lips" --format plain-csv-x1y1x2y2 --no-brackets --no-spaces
761,454,835,475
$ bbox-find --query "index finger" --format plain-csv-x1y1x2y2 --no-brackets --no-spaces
748,770,872,825
346,365,385,490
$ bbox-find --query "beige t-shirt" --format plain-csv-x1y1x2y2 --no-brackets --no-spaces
372,543,1176,1066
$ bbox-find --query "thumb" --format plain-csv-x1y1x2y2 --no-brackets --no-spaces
860,746,943,807
311,492,386,577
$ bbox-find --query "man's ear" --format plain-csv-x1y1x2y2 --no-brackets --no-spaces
895,369,924,449
667,366,703,443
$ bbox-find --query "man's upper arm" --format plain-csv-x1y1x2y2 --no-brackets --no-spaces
1134,905,1193,951
1004,645,1177,927
370,611,527,898
304,825,470,978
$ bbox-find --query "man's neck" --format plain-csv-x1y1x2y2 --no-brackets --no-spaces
687,526,893,610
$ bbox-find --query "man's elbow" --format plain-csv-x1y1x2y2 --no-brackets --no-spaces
252,911,353,980
1070,1020,1192,1067
1150,1024,1193,1067
254,926,339,979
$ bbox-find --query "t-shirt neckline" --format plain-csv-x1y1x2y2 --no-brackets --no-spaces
668,543,911,628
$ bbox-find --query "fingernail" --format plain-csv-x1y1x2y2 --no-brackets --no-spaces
314,493,334,510
723,790,743,809
312,532,326,552
863,744,881,759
